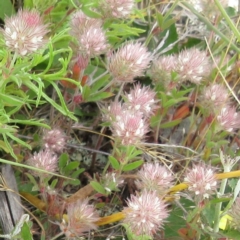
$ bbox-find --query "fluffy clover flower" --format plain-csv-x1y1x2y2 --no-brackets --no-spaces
27,149,58,177
135,163,174,193
101,0,134,18
123,190,169,237
111,110,148,145
42,128,66,153
70,10,102,38
202,83,229,110
216,106,240,132
177,48,212,84
60,199,100,238
124,84,158,117
70,10,108,57
108,42,152,82
151,55,178,82
184,164,217,199
102,100,125,123
3,9,49,56
77,25,108,57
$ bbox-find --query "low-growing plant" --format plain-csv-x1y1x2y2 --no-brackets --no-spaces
0,0,240,239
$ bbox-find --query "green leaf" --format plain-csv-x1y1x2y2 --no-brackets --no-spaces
87,92,113,102
122,160,143,172
107,23,145,37
109,156,120,170
0,0,15,20
0,93,25,107
71,168,85,178
159,119,181,129
90,74,110,93
90,181,106,195
64,161,80,174
20,222,33,240
163,97,187,108
82,85,91,100
59,153,69,170
81,6,102,18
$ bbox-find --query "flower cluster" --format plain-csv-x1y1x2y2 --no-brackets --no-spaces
216,106,240,132
184,163,217,199
111,111,148,145
108,42,153,82
123,190,169,237
100,0,134,19
177,48,212,84
202,83,229,111
60,199,100,238
135,163,174,194
102,84,158,145
151,47,212,88
42,128,66,153
27,149,58,178
70,10,108,58
124,83,157,116
3,9,49,56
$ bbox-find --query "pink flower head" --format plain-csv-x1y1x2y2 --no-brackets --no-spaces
60,199,100,238
27,149,58,176
123,190,169,237
202,83,229,110
136,163,174,193
3,9,49,56
124,83,158,117
184,163,217,199
108,42,153,82
101,0,134,18
151,55,178,83
177,48,212,84
102,100,125,123
70,10,102,38
70,10,108,57
77,25,108,57
111,111,148,145
216,106,240,132
42,128,66,153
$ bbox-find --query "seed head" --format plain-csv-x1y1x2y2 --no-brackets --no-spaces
60,199,100,238
177,48,212,84
101,0,134,19
27,149,58,177
216,106,240,132
3,9,49,56
136,163,174,193
124,84,158,117
42,128,66,153
123,190,169,237
108,42,152,82
184,163,217,199
111,111,148,145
